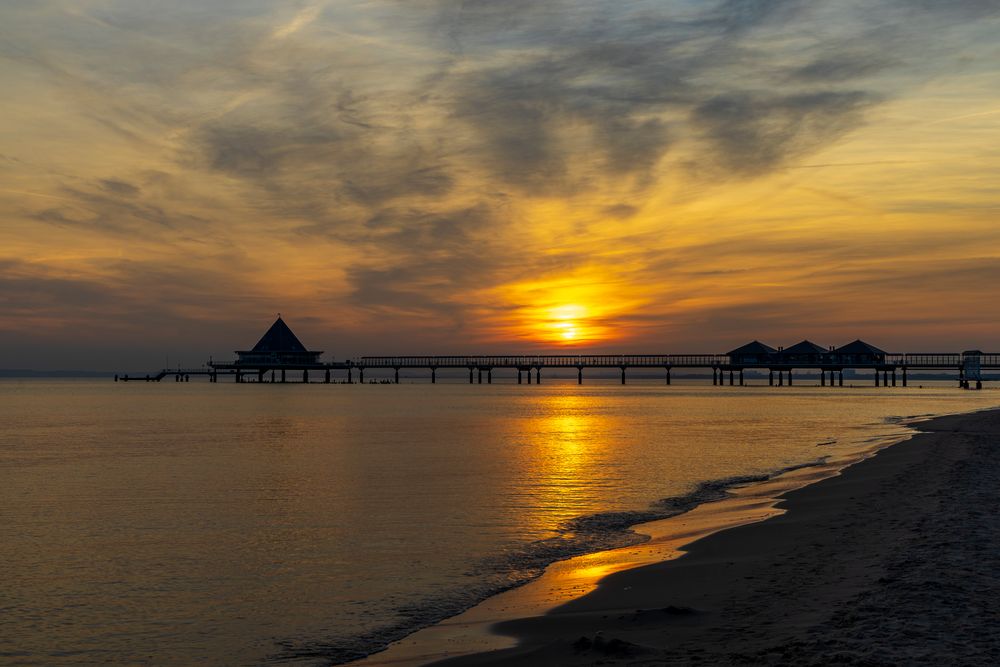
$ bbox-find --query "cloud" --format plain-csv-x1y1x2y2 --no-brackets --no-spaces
691,91,876,175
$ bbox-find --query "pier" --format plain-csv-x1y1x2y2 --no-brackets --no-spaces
118,319,999,388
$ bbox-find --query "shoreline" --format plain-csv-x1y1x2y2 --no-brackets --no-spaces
351,412,948,666
423,406,1000,665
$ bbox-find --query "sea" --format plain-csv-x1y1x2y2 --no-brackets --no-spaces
1,377,996,665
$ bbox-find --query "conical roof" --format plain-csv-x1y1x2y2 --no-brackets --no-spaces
727,340,777,356
834,339,886,355
781,340,828,355
250,316,309,353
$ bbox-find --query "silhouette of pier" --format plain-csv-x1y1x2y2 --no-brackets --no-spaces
117,318,999,389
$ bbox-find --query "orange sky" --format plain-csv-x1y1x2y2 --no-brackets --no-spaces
1,1,1000,369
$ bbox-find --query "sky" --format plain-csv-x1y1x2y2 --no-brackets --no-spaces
1,0,999,370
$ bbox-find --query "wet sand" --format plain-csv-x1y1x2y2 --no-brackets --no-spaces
431,408,1000,666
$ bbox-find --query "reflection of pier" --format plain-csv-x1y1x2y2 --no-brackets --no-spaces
118,318,1000,389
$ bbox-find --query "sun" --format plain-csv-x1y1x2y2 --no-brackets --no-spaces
546,304,588,344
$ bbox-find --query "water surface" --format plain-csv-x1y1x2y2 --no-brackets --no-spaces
1,379,995,664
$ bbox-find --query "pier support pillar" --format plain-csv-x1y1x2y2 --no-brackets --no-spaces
518,370,522,384
789,369,795,386
739,370,744,386
821,370,826,386
469,368,474,384
303,369,309,383
280,369,285,383
958,367,965,388
769,370,774,386
488,369,492,384
395,368,400,384
883,370,888,387
666,367,671,385
536,368,541,384
778,371,784,386
236,370,242,383
578,367,583,385
324,369,330,384
358,368,364,384
902,367,907,387
348,368,353,384
875,371,879,387
892,370,897,387
729,370,734,386
621,367,626,385
839,371,844,387
431,368,436,384
478,368,482,384
527,369,532,384
712,368,718,385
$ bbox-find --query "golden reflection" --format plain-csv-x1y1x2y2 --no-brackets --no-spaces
522,394,607,531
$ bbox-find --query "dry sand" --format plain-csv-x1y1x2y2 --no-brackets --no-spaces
431,408,1000,666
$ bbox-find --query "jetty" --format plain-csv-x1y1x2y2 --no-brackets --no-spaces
117,317,999,389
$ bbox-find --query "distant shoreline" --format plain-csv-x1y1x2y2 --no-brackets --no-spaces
0,369,114,378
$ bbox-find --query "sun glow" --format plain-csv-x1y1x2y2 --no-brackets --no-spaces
547,304,587,343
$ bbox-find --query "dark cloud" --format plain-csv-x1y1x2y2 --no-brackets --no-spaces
100,178,140,196
791,53,897,83
692,91,876,175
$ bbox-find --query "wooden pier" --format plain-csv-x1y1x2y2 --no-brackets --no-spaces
117,318,1000,389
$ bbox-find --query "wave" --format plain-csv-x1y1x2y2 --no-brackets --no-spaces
269,458,829,665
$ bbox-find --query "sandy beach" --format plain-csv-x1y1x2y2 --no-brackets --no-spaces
425,408,1000,666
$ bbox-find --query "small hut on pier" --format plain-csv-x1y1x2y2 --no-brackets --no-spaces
776,340,829,366
727,341,777,366
832,340,886,366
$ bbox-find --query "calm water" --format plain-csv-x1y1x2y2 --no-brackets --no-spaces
1,379,996,665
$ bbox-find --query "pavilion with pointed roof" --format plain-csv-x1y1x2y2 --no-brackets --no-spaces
235,315,324,367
